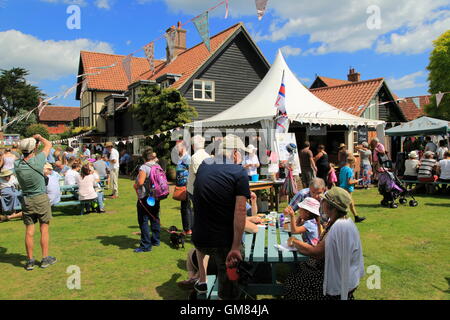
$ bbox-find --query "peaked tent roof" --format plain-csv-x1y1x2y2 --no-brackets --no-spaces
385,116,449,136
188,51,384,128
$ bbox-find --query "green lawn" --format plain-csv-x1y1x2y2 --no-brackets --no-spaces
0,178,449,300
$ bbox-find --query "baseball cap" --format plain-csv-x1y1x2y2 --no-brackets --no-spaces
320,187,352,214
219,135,250,152
298,197,320,216
19,138,37,153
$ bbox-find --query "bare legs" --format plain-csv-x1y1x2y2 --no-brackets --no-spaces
25,222,50,260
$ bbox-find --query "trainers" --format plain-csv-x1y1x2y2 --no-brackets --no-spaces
40,256,57,268
355,216,366,223
134,247,151,253
194,280,207,294
25,259,35,271
177,278,198,290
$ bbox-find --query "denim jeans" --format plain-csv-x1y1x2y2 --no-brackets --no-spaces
137,198,160,250
180,197,193,232
97,191,105,210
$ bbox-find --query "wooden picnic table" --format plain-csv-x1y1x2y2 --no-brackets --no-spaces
249,179,284,212
242,214,307,297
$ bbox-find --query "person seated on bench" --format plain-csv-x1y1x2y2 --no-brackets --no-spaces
418,151,438,194
284,197,321,246
437,151,450,193
0,169,23,222
89,163,105,213
77,164,99,214
403,151,420,181
64,162,81,186
44,163,61,206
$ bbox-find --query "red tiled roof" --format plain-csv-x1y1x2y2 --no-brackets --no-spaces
397,96,430,121
310,78,384,116
316,76,352,87
79,23,243,94
39,106,80,122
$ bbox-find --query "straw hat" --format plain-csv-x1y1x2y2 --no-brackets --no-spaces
408,151,418,159
105,142,114,148
44,163,53,170
0,169,14,178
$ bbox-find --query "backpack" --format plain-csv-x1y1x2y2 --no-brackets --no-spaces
145,164,169,200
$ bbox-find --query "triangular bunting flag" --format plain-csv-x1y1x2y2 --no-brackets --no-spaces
80,78,89,98
63,83,78,99
122,54,133,83
412,97,420,109
165,29,177,62
193,11,211,52
436,91,445,108
224,0,229,19
143,42,155,74
255,0,268,21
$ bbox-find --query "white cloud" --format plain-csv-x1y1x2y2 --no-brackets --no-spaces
95,0,113,9
280,45,302,57
0,30,114,82
40,0,87,6
386,71,427,91
149,0,450,55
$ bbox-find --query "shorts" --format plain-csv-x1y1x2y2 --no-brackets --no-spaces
21,193,52,226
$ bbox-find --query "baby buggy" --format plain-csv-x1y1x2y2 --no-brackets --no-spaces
378,170,418,208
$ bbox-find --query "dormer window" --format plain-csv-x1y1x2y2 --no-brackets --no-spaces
193,80,215,101
160,81,170,89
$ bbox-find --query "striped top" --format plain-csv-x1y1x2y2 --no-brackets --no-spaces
418,159,437,178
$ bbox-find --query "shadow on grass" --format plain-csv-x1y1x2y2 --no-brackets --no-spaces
155,273,183,300
0,247,27,268
424,203,450,208
177,259,187,271
356,204,383,208
96,235,139,250
431,277,450,294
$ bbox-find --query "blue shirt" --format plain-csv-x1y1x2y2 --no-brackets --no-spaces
46,171,61,205
83,149,91,157
302,219,320,246
120,153,132,164
47,148,56,164
339,166,355,192
288,188,311,212
176,154,191,187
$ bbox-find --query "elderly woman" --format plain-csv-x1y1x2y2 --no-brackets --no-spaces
403,151,420,181
355,142,372,189
0,169,23,222
283,187,365,300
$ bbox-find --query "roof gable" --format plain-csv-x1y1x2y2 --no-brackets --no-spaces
39,106,80,122
310,76,351,89
398,96,430,121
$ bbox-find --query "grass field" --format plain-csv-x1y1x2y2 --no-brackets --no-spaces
0,178,449,300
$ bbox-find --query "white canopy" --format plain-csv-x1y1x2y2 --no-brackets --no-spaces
188,50,384,128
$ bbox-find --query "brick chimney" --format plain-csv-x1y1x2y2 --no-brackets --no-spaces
166,22,187,63
347,68,361,82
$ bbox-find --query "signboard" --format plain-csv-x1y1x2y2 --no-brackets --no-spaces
307,125,327,136
3,134,20,146
357,126,369,144
275,132,301,175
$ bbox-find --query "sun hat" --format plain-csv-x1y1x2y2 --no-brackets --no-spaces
219,134,250,152
339,143,346,149
105,142,114,147
320,187,352,214
298,197,320,216
247,144,257,153
0,169,14,178
44,163,53,170
19,138,37,153
408,151,418,159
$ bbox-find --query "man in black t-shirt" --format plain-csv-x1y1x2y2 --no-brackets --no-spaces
192,134,251,300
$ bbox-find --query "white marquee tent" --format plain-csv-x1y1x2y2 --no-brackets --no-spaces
187,50,384,130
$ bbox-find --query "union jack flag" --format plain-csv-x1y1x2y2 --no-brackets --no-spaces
275,74,289,133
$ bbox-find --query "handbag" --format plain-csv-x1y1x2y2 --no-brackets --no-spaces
172,185,187,201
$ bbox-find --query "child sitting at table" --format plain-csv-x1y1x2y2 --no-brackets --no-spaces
284,197,321,246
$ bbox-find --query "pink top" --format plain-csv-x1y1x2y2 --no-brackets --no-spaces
373,143,385,162
328,169,337,184
77,174,98,201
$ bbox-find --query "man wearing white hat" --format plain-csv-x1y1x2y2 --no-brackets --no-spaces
105,141,120,198
14,134,56,271
242,144,260,180
403,151,420,181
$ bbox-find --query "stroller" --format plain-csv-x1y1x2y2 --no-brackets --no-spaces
378,161,418,208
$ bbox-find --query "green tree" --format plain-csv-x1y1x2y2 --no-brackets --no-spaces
132,84,198,162
425,30,450,120
25,123,50,140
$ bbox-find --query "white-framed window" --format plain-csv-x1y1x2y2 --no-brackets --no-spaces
193,79,215,101
160,81,170,89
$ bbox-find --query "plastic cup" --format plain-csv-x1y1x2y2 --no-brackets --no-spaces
251,174,259,182
147,196,156,207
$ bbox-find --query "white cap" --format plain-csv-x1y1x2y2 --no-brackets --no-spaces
19,138,37,153
247,144,257,152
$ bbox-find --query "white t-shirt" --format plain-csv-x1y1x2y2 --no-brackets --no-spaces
77,174,98,201
436,147,448,161
244,154,260,176
65,169,80,186
439,159,450,180
186,149,211,195
110,148,120,170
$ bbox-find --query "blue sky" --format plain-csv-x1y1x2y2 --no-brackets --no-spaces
1,0,449,108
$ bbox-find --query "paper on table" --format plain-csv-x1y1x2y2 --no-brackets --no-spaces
274,242,298,252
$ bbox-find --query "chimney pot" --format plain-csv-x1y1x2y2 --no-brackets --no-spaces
348,68,361,82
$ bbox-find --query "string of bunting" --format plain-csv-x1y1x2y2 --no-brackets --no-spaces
51,130,93,144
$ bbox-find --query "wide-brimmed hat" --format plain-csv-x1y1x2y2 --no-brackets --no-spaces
320,187,352,214
339,143,346,149
19,138,37,153
408,151,418,159
219,135,250,152
0,169,14,178
298,197,320,216
105,142,114,147
44,163,53,170
247,144,257,153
